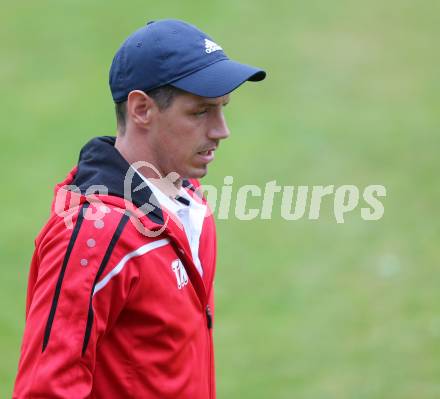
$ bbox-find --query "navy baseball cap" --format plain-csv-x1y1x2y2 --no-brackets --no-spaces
109,19,266,103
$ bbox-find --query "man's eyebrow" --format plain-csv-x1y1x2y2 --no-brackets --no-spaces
196,100,230,107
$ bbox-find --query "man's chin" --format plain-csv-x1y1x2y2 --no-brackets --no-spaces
184,166,208,180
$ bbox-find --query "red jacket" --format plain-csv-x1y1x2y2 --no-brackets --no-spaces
13,136,217,398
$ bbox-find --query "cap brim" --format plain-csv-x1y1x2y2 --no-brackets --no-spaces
170,59,266,98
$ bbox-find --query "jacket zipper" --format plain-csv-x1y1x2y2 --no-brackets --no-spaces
206,304,213,399
205,305,213,329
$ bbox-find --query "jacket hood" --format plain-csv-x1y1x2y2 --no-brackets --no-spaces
71,136,165,224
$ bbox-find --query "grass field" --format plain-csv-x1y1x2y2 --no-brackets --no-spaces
1,1,439,398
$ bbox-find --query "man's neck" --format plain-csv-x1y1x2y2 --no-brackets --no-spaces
114,135,183,195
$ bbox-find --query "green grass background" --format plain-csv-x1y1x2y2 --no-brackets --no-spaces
1,1,439,398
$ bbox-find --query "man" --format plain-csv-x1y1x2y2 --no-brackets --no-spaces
13,19,265,398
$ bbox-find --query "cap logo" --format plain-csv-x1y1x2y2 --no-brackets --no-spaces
204,38,222,54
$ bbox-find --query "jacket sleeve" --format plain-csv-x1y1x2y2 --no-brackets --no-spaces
13,202,140,398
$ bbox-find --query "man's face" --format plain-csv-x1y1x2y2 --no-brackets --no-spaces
150,92,231,180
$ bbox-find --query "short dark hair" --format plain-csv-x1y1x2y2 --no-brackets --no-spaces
115,85,184,134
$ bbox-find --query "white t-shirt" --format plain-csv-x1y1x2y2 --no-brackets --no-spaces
136,171,207,276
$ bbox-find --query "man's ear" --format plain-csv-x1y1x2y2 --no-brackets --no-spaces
126,90,157,128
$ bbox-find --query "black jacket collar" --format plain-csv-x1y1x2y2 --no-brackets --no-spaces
72,136,164,224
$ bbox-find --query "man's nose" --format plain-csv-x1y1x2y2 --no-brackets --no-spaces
208,112,230,140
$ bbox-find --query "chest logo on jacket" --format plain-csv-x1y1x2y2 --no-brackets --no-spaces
171,259,189,290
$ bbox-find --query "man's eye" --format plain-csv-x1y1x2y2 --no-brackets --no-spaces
194,109,208,116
